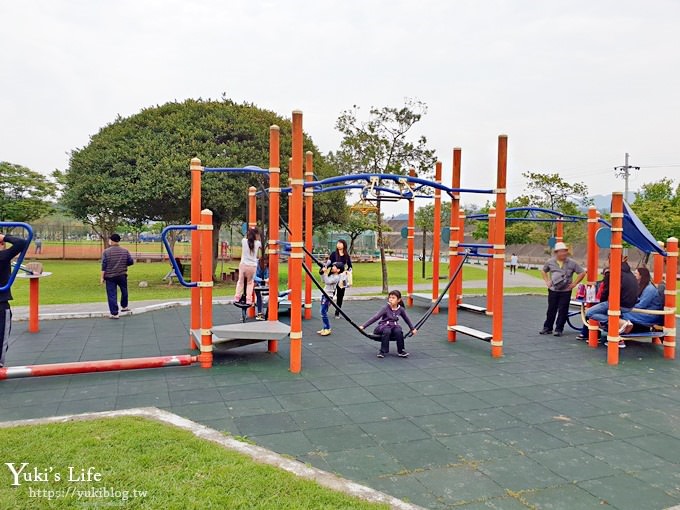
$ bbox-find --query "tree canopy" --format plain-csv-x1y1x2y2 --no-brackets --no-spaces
342,210,379,254
471,172,592,245
333,99,437,292
56,99,345,258
631,178,680,242
0,161,56,223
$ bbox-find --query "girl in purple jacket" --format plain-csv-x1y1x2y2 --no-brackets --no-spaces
360,290,417,358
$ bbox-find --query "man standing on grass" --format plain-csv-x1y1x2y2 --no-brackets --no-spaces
101,234,134,319
0,233,28,367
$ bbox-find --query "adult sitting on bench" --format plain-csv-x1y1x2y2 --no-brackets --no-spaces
618,267,664,340
163,256,184,286
582,255,638,344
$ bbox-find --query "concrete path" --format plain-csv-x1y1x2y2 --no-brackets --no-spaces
2,297,679,509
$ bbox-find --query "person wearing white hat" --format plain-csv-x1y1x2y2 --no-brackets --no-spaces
539,242,585,336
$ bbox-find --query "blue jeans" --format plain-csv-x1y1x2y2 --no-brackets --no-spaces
255,289,265,313
320,296,331,330
105,275,128,316
585,301,631,328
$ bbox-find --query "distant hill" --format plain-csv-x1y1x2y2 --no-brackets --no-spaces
589,194,612,213
587,191,638,213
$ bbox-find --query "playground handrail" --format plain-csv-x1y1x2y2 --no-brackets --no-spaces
0,222,34,293
161,225,198,288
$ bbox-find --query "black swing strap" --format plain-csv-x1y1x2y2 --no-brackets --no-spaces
405,250,470,338
279,217,325,267
300,262,382,341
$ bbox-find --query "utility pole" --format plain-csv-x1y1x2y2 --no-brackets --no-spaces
614,152,640,203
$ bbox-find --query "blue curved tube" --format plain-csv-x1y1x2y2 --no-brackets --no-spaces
161,225,198,288
459,242,492,249
300,173,494,195
467,206,588,222
203,166,269,175
0,222,33,293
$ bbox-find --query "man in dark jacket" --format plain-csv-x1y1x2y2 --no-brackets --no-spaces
101,234,134,319
0,233,29,367
583,257,638,335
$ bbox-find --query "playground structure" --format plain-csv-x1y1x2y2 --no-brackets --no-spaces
0,220,202,380
1,111,674,380
587,194,677,365
159,114,512,372
466,200,677,365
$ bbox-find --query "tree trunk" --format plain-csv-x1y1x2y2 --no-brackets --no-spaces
349,234,357,255
376,200,389,293
421,229,427,279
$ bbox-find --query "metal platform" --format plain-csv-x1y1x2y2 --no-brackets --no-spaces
411,293,487,314
447,325,493,342
411,293,448,308
191,321,291,350
458,302,487,314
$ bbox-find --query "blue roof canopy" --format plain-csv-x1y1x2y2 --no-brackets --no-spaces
620,200,666,256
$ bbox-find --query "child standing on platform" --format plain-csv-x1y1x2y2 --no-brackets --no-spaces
360,290,417,358
317,261,345,336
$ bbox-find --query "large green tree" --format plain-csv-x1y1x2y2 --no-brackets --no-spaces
471,198,538,245
56,99,345,272
333,99,437,293
632,178,680,242
0,162,56,223
516,172,592,243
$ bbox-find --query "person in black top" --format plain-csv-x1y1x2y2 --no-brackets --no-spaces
0,233,29,367
329,239,352,318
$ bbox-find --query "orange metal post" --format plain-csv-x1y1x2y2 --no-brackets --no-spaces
586,208,598,284
663,237,677,360
304,152,314,320
248,186,257,230
288,157,293,282
587,207,600,348
491,135,507,358
29,278,39,333
653,242,665,285
556,218,564,243
247,186,257,319
607,192,624,365
431,162,443,314
456,211,465,306
485,207,496,316
199,209,214,369
190,158,203,349
448,148,462,342
407,169,416,307
289,111,304,373
268,125,281,353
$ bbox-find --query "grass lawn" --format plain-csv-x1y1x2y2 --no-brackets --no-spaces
0,417,387,510
9,260,490,306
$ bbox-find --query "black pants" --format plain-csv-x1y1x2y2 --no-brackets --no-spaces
334,286,345,316
0,305,11,367
105,275,129,316
543,290,571,332
380,327,405,354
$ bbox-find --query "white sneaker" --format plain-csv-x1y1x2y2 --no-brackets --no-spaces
109,315,120,320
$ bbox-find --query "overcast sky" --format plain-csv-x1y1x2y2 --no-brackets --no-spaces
2,0,679,214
